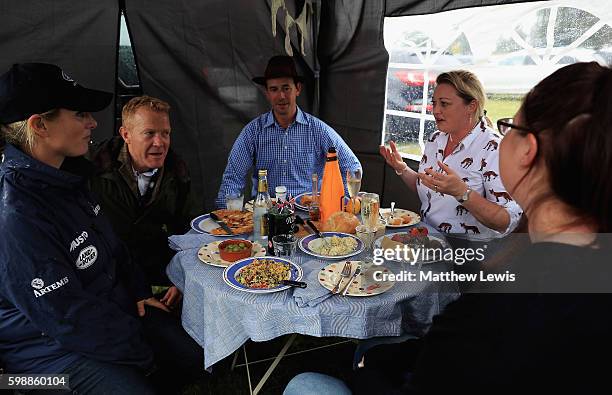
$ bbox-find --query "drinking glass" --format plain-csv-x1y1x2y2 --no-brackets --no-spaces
355,224,382,285
225,193,244,211
360,193,380,231
346,169,362,213
356,224,377,259
272,234,297,257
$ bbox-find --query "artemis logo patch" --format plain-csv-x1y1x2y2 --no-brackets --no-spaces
76,245,98,269
33,277,69,298
31,278,44,289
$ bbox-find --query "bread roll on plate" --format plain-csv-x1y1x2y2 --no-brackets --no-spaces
322,212,360,234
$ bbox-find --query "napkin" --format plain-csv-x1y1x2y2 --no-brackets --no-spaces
168,234,210,251
293,268,333,307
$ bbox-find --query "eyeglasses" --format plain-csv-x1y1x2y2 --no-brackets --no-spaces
497,119,531,136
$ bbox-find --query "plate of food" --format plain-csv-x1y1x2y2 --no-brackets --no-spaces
318,261,395,297
294,192,319,211
190,209,253,236
374,227,449,264
197,240,267,268
380,208,420,227
223,257,303,293
298,232,364,260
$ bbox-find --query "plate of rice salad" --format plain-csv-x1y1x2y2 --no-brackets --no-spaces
298,232,364,260
223,256,303,293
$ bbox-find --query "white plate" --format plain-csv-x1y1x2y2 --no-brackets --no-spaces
223,256,303,293
373,231,449,264
380,208,420,228
197,241,267,268
317,261,394,296
190,213,251,236
298,232,364,260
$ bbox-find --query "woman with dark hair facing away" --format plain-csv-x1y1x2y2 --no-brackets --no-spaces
285,61,612,394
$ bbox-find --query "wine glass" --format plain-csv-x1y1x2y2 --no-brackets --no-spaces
360,192,380,231
346,169,362,213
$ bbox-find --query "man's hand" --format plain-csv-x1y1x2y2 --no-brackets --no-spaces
137,297,171,317
159,286,183,309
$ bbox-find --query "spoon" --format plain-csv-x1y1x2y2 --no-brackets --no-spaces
390,201,396,218
281,280,307,289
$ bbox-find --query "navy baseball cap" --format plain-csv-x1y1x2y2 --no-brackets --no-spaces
0,63,113,124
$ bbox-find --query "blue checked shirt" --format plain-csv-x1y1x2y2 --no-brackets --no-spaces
216,107,362,207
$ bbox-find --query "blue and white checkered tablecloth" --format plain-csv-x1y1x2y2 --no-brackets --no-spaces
167,225,460,369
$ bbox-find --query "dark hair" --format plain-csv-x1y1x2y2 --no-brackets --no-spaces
520,62,612,232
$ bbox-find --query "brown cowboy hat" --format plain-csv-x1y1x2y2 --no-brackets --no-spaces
252,55,305,86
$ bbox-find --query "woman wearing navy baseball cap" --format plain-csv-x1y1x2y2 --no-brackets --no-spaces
0,63,205,394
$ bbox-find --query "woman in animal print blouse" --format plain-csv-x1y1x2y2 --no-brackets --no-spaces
380,70,522,240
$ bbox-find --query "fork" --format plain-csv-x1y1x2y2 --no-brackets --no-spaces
331,262,352,294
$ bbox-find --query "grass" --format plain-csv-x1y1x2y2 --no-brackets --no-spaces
181,335,358,394
485,94,523,125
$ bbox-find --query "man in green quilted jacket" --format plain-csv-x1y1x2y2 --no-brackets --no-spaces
90,95,199,308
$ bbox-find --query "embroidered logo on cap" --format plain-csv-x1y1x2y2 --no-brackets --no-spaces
61,70,77,86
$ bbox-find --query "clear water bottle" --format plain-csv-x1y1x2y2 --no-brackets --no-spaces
253,169,272,245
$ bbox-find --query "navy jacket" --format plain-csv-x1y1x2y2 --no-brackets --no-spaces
0,144,154,373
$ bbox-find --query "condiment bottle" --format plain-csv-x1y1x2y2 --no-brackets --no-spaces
309,173,320,221
253,169,272,245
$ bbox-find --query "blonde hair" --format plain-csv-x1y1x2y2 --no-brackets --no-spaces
121,95,170,128
436,70,486,123
1,109,60,153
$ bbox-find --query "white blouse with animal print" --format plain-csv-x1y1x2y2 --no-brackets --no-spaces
416,120,522,240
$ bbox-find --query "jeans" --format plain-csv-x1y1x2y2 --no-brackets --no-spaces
27,306,205,395
140,305,207,393
25,357,154,395
283,373,352,395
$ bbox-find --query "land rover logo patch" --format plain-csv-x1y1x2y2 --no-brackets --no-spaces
76,245,98,269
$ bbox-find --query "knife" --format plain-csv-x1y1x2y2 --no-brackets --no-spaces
281,280,307,289
209,212,234,235
306,220,331,248
340,266,362,296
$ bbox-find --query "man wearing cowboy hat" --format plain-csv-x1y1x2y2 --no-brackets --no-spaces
215,55,361,207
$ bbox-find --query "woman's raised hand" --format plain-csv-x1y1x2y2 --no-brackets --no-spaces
379,141,407,173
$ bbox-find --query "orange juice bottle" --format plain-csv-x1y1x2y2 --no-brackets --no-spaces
319,147,345,223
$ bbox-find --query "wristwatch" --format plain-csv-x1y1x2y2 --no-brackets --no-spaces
455,188,472,203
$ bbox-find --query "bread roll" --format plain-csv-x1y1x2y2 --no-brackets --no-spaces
322,211,360,234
